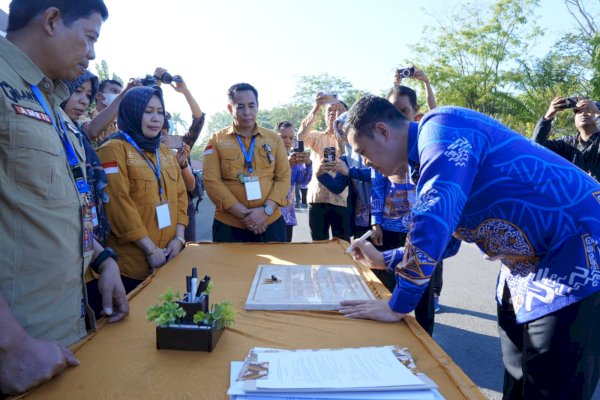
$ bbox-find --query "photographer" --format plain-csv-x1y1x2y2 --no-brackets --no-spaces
394,65,436,112
153,67,206,242
532,97,600,180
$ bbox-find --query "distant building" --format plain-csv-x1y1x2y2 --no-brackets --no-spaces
0,9,7,37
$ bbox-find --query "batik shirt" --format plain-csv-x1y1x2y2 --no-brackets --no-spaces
281,162,312,226
371,170,415,233
384,107,600,323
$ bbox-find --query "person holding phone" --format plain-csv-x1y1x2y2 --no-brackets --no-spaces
276,121,312,242
298,92,350,242
97,86,188,293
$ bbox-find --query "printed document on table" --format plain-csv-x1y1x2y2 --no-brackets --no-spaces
229,362,440,400
253,346,423,391
245,265,376,311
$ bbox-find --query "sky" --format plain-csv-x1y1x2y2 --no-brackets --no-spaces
0,0,580,131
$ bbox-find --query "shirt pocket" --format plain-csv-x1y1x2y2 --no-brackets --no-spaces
219,149,240,180
163,165,180,199
256,144,275,175
10,119,68,200
128,164,158,205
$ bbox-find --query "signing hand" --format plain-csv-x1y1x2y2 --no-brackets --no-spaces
338,299,405,322
349,239,385,269
97,258,129,323
0,335,79,395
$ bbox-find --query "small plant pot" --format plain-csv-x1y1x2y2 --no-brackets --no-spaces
156,322,223,352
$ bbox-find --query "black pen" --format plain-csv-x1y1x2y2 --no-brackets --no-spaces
186,276,192,302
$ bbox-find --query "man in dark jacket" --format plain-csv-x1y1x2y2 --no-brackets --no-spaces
532,97,600,180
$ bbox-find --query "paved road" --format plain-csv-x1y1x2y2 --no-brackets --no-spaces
194,197,599,400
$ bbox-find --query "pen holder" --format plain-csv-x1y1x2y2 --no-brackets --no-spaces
155,294,223,352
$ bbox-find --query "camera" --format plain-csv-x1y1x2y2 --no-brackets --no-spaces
140,74,157,87
396,66,415,79
293,140,304,153
560,97,578,109
154,71,183,85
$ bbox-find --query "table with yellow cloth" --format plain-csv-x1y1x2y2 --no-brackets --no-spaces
21,240,484,400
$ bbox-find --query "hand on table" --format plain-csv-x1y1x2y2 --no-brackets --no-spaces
97,258,129,323
338,299,405,322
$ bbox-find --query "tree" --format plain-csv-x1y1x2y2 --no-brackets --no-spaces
94,59,123,84
412,0,541,123
206,111,233,135
293,73,354,105
169,112,188,135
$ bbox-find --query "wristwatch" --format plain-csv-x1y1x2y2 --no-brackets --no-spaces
90,247,118,274
263,204,274,216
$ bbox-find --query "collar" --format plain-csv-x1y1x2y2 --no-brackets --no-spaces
407,122,419,165
225,123,263,137
0,36,70,103
578,131,600,144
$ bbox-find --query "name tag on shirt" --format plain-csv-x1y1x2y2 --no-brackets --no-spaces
156,202,171,230
244,175,262,201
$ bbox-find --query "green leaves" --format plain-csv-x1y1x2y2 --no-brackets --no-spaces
192,302,236,330
146,289,186,327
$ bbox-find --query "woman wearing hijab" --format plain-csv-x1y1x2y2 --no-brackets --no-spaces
61,71,128,321
97,86,188,293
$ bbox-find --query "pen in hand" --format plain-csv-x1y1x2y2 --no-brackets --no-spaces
344,230,373,254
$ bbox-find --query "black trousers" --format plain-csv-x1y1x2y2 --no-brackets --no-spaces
184,202,197,242
498,285,600,400
372,230,436,336
308,203,350,242
212,216,286,243
285,225,293,242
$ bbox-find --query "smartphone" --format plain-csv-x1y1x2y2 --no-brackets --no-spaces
396,67,415,79
293,140,304,153
324,146,336,162
161,135,183,149
559,97,578,109
320,93,338,104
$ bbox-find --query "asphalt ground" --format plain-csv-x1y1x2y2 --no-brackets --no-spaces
194,197,599,399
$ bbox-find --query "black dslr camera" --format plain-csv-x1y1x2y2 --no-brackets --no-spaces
559,97,578,109
396,66,415,79
140,74,157,86
154,71,183,84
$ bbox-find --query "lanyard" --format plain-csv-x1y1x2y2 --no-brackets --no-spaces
30,85,89,194
235,134,256,174
120,132,163,199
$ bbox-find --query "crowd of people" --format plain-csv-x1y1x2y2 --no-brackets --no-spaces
1,1,600,399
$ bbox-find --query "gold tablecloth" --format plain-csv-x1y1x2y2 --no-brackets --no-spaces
21,240,484,399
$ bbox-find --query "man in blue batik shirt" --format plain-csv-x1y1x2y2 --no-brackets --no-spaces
339,96,600,400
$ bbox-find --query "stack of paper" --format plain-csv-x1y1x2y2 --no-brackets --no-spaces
227,346,445,400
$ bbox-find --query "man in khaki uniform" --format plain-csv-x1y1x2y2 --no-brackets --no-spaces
0,0,127,395
204,83,290,242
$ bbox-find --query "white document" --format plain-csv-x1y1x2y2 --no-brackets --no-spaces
245,265,376,311
229,362,439,400
255,347,423,390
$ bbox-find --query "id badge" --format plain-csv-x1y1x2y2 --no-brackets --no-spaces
156,202,172,230
244,175,262,201
82,195,94,258
90,201,99,227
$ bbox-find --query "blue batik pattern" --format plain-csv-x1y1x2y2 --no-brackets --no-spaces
385,107,600,323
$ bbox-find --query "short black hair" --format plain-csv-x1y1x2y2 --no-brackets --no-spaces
99,79,122,92
345,95,407,138
275,121,293,131
387,85,418,109
7,0,109,32
227,83,258,104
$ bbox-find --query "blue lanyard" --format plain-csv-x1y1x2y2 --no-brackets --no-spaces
235,134,256,174
120,132,163,199
30,85,89,194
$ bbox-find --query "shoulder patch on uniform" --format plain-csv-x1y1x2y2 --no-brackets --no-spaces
204,144,214,155
13,104,52,124
102,161,119,174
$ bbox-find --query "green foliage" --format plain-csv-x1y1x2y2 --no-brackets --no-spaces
192,302,236,329
145,288,186,327
169,112,188,135
206,111,233,135
94,59,123,84
205,281,214,295
591,34,600,99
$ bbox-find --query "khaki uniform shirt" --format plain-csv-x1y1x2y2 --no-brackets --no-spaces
203,125,291,229
302,130,348,207
0,37,91,346
97,140,188,280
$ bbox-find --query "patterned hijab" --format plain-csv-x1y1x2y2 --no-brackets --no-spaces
117,86,165,152
61,70,99,107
